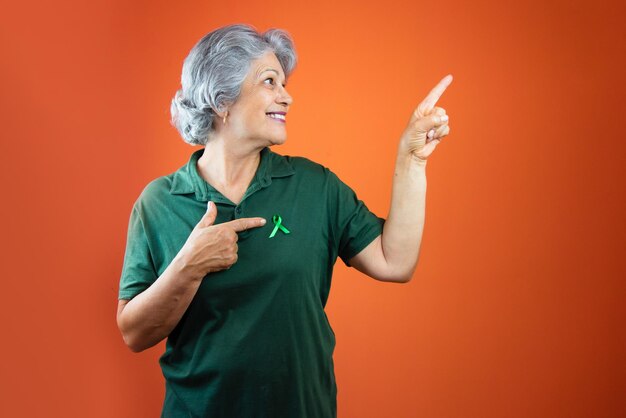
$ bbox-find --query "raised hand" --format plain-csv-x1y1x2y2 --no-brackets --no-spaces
177,201,266,277
400,74,453,163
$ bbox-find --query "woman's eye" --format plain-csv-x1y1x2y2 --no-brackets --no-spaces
264,77,274,85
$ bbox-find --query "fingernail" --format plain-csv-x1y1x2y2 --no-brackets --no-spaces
441,115,448,122
427,129,434,139
260,218,267,225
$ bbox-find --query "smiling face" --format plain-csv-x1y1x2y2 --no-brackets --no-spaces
225,51,293,148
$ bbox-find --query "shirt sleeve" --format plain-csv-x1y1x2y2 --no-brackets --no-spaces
327,170,385,266
118,204,158,300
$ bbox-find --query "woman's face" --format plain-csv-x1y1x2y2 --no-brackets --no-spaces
226,51,293,147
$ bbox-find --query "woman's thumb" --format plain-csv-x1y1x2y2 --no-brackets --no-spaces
197,201,217,227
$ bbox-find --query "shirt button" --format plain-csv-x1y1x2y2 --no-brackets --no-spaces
236,207,242,214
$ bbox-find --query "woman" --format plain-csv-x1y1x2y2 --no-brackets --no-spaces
117,23,451,418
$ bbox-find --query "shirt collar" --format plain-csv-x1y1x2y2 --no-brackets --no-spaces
170,147,295,201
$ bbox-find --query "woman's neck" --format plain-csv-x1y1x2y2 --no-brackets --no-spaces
196,137,264,204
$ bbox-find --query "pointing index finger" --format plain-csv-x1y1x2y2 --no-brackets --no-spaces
226,217,267,232
419,74,453,113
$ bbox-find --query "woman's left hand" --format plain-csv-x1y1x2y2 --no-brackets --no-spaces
399,74,453,164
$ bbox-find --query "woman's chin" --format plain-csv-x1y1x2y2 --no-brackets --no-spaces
268,136,287,146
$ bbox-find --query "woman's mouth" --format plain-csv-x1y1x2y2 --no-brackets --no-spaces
266,113,286,123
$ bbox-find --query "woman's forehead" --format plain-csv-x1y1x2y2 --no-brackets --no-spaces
251,52,285,78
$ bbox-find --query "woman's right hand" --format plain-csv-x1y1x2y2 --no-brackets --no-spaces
176,201,266,278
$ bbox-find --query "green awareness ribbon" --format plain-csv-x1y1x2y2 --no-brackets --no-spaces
269,214,290,238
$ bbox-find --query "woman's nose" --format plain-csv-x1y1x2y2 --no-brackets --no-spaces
278,85,293,106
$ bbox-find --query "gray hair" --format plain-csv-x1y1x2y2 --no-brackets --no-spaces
170,24,298,145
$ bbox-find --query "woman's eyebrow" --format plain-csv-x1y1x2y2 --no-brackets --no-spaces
258,68,281,78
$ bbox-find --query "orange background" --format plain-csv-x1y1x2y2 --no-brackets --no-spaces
1,0,624,417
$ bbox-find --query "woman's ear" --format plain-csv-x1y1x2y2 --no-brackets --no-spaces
212,106,228,125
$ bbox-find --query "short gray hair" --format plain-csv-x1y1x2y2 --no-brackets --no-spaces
170,24,298,145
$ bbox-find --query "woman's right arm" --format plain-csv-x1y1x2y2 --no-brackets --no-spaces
117,201,266,352
117,257,204,353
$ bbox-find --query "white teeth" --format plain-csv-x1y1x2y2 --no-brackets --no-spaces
268,113,285,120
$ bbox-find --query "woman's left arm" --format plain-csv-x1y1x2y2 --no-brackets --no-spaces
349,75,453,283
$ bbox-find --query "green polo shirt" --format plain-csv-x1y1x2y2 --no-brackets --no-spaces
119,147,385,418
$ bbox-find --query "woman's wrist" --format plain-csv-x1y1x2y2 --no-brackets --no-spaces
395,151,428,176
171,253,206,283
